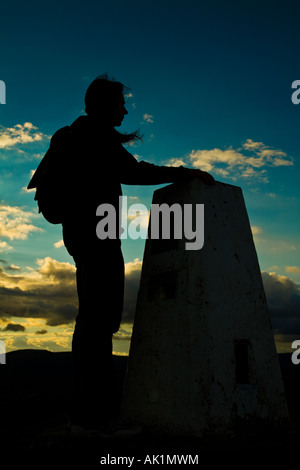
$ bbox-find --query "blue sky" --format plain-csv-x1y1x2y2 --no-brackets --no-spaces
0,0,300,353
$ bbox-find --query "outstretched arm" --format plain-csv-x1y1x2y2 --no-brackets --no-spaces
119,147,214,186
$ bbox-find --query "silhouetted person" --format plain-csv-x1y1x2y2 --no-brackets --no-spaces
59,74,214,433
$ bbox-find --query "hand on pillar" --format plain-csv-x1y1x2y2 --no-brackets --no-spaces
184,168,215,185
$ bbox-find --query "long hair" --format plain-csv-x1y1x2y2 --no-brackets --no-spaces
84,73,142,144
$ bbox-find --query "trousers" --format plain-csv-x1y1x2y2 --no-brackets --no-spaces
70,242,125,425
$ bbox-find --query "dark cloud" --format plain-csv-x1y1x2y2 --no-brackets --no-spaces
262,271,300,336
37,257,77,283
0,256,142,328
0,257,78,326
122,266,300,338
35,329,48,335
1,255,299,340
46,304,78,327
6,266,21,272
122,264,141,324
2,322,25,332
0,288,78,327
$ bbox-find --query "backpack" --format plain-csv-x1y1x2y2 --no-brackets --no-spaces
27,126,71,224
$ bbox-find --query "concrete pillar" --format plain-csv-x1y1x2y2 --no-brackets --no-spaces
121,179,289,437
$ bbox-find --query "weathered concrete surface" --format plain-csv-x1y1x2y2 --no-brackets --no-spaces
121,179,290,437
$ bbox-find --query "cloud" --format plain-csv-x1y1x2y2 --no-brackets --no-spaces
0,257,77,326
254,235,296,254
125,257,142,276
251,226,263,237
122,258,142,323
0,260,21,270
0,122,48,150
1,255,299,354
35,257,76,285
0,256,142,329
22,170,36,193
242,140,293,168
166,157,186,167
143,113,154,123
0,204,43,240
3,326,73,352
54,239,64,248
285,266,300,274
113,324,132,341
262,271,300,337
189,147,245,173
243,139,265,150
2,322,25,332
249,226,295,256
6,264,21,271
167,139,293,182
0,241,13,253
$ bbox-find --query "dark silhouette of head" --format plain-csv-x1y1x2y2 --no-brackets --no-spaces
85,73,142,144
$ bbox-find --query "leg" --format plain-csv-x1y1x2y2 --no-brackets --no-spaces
71,244,125,426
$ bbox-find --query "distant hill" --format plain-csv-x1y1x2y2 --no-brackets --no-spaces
4,348,127,379
0,349,299,460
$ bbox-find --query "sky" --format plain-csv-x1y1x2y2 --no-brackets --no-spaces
0,0,299,355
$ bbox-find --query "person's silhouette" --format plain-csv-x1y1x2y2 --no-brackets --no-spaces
60,74,214,433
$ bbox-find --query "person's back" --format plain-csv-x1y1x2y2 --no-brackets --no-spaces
62,115,124,257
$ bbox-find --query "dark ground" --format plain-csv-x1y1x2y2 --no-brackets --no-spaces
0,350,299,466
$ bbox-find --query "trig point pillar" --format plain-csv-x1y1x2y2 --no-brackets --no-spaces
121,179,289,436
